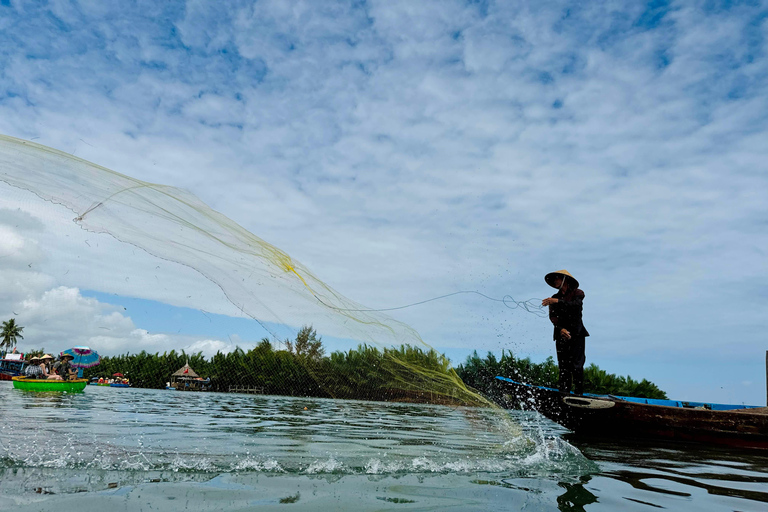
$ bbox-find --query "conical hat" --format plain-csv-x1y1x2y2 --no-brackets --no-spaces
545,270,579,289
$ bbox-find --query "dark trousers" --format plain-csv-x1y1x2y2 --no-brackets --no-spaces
555,336,585,394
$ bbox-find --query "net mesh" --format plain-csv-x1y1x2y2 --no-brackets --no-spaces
0,134,509,416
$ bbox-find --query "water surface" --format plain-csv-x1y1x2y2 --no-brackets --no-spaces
1,383,766,511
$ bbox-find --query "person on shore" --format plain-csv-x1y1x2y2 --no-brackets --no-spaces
542,270,589,395
24,357,45,379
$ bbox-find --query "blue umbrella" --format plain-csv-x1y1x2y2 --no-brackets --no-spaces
61,346,101,369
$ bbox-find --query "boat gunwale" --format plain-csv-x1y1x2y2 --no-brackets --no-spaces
495,376,762,412
12,377,88,384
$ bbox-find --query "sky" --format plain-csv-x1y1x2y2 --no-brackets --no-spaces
0,0,766,404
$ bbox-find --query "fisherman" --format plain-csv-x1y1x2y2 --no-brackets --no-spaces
542,270,589,395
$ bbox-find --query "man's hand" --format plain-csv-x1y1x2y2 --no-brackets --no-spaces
560,328,571,340
542,298,559,306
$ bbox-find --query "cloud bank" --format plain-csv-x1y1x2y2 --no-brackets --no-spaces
0,0,766,402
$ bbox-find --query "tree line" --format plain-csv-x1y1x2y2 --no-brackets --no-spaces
455,350,668,400
17,324,667,402
79,326,460,402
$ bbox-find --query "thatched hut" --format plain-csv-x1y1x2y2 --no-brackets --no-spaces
169,361,209,391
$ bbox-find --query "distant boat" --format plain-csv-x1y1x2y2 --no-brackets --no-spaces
110,382,130,388
496,377,768,450
0,354,27,381
12,376,88,393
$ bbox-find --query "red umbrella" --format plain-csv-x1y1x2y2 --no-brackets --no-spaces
112,373,124,377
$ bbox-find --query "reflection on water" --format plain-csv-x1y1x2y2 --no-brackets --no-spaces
556,477,598,511
572,438,768,511
1,382,767,511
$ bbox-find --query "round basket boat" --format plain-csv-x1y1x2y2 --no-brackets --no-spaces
12,376,88,393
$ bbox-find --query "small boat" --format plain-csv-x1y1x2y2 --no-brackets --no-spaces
12,376,88,393
0,354,27,381
496,376,768,450
110,382,130,388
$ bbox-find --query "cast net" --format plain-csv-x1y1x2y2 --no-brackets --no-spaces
0,134,507,414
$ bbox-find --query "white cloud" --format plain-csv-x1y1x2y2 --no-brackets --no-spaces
0,0,766,402
183,338,240,358
0,216,234,357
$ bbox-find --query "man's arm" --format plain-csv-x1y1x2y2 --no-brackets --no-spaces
546,291,584,339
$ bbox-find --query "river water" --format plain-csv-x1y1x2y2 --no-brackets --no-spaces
1,383,766,511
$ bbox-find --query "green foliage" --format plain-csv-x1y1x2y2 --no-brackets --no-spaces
583,363,667,398
455,351,667,400
284,325,324,361
81,327,458,402
29,327,667,403
1,318,24,351
22,348,46,359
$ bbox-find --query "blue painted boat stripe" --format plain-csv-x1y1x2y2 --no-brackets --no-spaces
494,376,760,410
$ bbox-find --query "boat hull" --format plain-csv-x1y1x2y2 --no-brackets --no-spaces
12,377,87,393
497,377,768,450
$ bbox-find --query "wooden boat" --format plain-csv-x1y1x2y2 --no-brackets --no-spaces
0,354,27,381
495,376,768,450
12,376,88,393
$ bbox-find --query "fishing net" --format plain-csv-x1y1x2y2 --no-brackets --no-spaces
0,134,509,415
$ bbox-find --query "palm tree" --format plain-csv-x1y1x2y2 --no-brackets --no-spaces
1,318,24,351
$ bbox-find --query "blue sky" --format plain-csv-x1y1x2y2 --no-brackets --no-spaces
0,0,767,404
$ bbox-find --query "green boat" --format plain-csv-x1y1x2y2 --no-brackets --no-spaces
12,376,88,393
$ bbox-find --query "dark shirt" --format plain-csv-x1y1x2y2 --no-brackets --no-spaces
54,360,73,381
548,288,589,341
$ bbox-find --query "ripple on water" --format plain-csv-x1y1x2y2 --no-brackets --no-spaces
0,384,595,482
6,384,767,512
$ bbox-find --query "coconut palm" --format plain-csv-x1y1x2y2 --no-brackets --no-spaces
1,318,24,351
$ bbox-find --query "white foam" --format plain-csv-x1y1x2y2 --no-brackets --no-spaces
230,457,284,472
306,458,344,474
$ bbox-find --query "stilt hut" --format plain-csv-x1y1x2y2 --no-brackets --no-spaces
169,361,209,391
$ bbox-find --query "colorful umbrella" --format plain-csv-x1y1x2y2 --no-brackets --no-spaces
61,346,101,369
112,372,124,377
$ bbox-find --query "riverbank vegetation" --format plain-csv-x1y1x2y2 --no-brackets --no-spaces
455,350,667,400
81,328,458,402
69,325,667,402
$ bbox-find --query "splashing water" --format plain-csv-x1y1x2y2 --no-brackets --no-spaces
0,389,596,490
